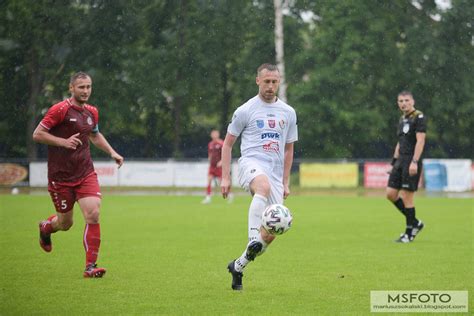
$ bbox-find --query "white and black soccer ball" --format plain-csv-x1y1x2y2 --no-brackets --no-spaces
261,204,292,235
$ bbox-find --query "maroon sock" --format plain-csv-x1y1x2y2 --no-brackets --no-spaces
41,215,58,234
83,223,101,266
206,184,211,195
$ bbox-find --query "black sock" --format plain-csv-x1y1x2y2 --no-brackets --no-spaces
393,198,407,217
412,207,419,226
405,207,417,235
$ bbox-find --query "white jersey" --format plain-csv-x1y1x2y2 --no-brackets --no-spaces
228,95,298,180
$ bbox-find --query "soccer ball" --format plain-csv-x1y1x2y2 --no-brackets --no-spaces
261,204,292,235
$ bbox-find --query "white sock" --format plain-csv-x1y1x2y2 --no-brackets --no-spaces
248,194,268,242
234,194,268,272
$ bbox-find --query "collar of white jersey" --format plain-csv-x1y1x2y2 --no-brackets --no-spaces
257,95,280,105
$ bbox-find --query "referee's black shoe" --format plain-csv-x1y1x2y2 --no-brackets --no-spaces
411,220,424,241
395,233,411,243
227,260,243,291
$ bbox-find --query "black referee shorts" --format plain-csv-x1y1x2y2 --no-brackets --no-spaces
387,156,423,192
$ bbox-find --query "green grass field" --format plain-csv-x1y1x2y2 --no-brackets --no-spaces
0,194,472,315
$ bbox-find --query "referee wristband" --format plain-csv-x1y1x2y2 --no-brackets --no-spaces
412,159,418,163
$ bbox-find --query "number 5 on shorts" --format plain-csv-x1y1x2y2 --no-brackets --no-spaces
61,200,67,210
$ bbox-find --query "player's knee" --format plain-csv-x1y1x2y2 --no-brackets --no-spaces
86,209,100,224
386,189,397,202
256,181,271,197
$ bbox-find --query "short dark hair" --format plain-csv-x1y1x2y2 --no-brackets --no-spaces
70,71,91,85
257,63,279,76
398,90,413,98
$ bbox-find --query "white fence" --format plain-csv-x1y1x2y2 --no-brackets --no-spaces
29,161,240,188
5,159,473,192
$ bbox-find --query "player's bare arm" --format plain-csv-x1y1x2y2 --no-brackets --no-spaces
283,142,294,199
33,124,82,149
221,133,237,198
89,132,124,168
393,142,400,159
409,132,426,176
387,142,400,174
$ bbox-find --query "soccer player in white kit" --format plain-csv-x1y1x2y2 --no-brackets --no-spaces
221,63,298,290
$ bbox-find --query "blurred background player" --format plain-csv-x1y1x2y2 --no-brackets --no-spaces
201,129,233,204
221,63,298,290
33,72,124,277
386,91,426,243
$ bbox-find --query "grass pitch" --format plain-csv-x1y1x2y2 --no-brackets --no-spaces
0,193,472,315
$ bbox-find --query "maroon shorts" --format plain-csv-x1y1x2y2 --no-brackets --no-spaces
48,172,101,213
208,166,222,178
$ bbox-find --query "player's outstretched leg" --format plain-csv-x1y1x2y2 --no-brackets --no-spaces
227,240,265,291
227,181,271,290
38,215,58,252
79,197,105,278
82,223,106,278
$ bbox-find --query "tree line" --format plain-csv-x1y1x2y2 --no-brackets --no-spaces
0,0,472,160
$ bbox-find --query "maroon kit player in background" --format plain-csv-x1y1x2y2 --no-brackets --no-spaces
202,129,225,204
201,129,233,204
33,72,123,277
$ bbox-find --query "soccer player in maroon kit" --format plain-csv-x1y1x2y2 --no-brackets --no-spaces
201,129,228,204
33,72,123,278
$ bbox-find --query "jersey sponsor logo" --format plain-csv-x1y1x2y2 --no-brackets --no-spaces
263,141,280,153
256,120,264,128
87,116,93,125
261,132,280,140
279,119,286,129
403,123,410,133
267,113,275,117
69,118,77,122
268,119,275,128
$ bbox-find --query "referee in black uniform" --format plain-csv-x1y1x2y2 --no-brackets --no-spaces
386,91,426,243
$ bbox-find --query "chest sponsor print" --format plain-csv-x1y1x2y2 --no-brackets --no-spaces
261,132,280,140
263,141,280,153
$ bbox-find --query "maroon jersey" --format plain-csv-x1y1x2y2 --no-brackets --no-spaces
208,139,224,167
40,98,99,183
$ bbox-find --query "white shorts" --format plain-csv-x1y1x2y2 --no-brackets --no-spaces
237,157,284,205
